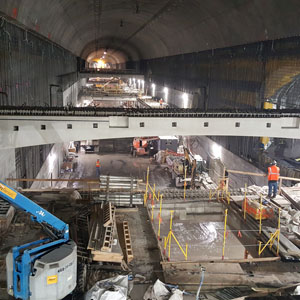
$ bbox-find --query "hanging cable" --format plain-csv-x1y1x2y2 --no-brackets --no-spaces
196,267,205,300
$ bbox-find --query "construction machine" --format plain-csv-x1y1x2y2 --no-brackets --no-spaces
0,181,77,300
166,148,205,188
131,137,159,157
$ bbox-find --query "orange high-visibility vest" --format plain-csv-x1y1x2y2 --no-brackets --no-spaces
268,165,279,181
96,161,100,168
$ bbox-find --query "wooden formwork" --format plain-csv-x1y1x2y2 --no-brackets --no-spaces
101,222,114,252
87,203,123,263
123,221,133,263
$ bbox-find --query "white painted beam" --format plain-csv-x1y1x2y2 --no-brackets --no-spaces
0,115,299,149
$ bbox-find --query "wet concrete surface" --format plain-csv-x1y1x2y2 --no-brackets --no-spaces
155,218,245,261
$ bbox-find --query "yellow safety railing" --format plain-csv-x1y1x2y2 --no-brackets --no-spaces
144,166,149,206
163,210,188,261
222,209,228,260
258,230,279,256
157,194,163,239
144,166,161,207
184,166,187,201
258,207,281,256
243,183,247,220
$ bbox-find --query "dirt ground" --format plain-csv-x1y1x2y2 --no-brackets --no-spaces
66,152,172,189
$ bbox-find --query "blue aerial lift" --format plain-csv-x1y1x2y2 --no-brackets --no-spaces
0,181,77,300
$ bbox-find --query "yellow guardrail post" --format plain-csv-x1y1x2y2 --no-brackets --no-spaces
169,210,174,231
243,183,247,221
222,209,228,260
168,210,174,261
227,191,230,205
259,194,262,235
225,177,229,194
184,166,187,201
277,208,281,256
186,243,188,260
157,194,163,240
259,241,262,256
151,201,154,222
144,166,149,207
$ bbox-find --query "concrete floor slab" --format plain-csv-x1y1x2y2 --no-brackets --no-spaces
153,219,245,261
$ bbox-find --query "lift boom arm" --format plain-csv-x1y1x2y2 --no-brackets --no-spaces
0,181,70,300
0,181,69,240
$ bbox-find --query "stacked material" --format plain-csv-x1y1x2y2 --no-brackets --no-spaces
95,175,143,206
201,173,218,189
88,203,123,263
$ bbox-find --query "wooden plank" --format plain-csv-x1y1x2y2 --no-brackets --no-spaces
161,257,280,265
103,203,113,227
227,170,265,177
101,222,114,252
227,170,300,182
116,207,139,213
6,178,99,182
92,251,123,263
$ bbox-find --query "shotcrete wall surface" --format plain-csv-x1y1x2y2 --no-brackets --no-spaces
31,143,67,189
186,136,267,188
0,19,77,107
0,149,16,186
143,36,300,110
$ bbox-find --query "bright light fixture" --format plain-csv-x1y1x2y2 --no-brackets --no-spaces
163,87,168,101
96,59,106,68
48,153,57,173
212,144,222,159
182,93,188,108
151,83,156,96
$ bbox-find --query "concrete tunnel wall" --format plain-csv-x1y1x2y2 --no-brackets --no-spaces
139,36,300,168
3,5,300,184
0,19,78,185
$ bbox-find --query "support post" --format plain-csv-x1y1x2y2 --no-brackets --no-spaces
184,166,187,201
144,166,149,207
243,183,247,221
277,208,281,256
157,194,163,239
222,209,228,260
259,194,262,235
278,177,283,195
151,201,154,222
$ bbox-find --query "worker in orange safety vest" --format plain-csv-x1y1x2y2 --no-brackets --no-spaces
267,160,280,199
96,159,101,177
159,98,163,108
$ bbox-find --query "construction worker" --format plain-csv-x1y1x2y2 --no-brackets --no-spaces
267,160,280,199
96,159,101,177
159,98,163,108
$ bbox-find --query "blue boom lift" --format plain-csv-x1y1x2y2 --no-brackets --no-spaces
0,181,77,300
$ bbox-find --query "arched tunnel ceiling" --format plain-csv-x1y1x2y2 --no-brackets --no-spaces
1,0,300,61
